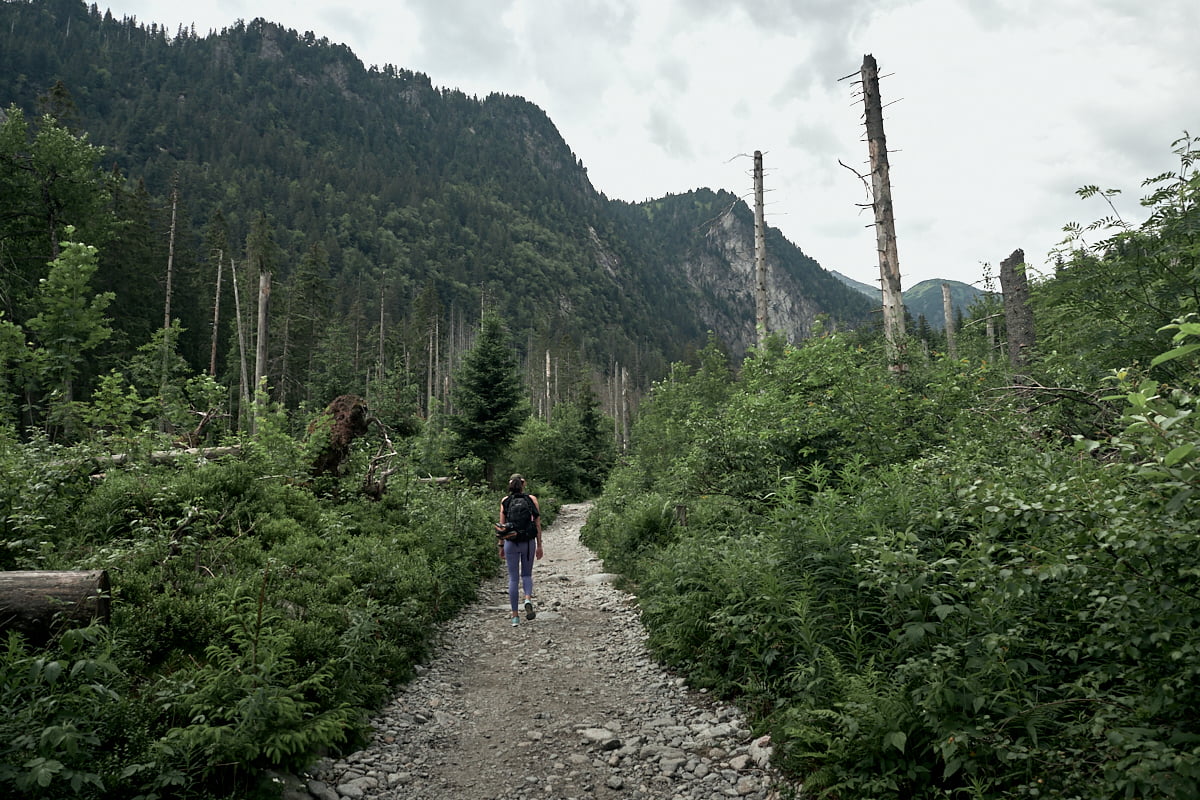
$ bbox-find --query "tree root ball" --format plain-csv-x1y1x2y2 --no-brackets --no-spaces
310,394,371,476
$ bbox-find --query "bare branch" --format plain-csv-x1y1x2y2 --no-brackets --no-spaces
839,158,874,205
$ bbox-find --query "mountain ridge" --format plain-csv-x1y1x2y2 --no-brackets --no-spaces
2,0,875,397
831,271,985,331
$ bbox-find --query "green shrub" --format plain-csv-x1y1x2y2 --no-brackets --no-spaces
579,489,675,578
1,425,502,799
0,626,122,799
151,586,356,787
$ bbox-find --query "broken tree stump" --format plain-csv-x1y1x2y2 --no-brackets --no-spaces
0,570,111,643
999,248,1036,371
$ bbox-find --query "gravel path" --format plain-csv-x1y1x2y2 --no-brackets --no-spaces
297,502,796,800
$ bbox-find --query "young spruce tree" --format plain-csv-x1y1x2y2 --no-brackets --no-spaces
449,313,528,485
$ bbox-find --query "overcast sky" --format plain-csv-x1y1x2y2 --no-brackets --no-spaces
107,0,1199,290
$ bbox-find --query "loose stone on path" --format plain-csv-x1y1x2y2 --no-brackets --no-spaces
302,502,794,800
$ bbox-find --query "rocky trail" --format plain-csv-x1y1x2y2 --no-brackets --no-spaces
295,502,795,800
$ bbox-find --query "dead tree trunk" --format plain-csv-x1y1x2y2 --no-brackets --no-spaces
161,182,179,394
426,320,435,416
860,54,907,373
753,150,769,344
611,361,620,444
163,183,178,332
942,282,957,359
999,248,1036,371
620,365,631,453
253,270,271,433
209,250,223,377
378,290,386,387
230,258,252,432
0,570,111,644
160,183,178,424
544,349,552,422
95,446,242,467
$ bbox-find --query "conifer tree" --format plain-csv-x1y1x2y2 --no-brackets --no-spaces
448,313,528,485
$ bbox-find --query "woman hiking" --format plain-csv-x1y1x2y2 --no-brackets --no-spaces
497,473,543,626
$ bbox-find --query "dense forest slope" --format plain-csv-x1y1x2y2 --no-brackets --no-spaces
0,0,874,410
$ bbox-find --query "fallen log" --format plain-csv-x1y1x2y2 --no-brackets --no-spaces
96,446,242,466
0,570,111,643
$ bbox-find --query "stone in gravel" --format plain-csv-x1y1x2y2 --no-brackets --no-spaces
579,727,616,743
699,722,738,740
748,734,773,768
606,775,625,790
660,757,687,776
640,744,686,761
735,775,760,795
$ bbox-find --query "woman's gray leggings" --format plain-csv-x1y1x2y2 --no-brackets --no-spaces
503,538,536,611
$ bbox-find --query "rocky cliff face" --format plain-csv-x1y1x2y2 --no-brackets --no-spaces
678,204,871,357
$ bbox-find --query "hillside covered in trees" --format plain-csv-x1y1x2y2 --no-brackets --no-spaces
0,0,874,441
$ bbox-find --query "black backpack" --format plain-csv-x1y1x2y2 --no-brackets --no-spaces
504,493,538,542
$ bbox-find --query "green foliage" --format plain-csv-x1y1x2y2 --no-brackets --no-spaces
620,335,736,494
83,371,152,446
584,156,1200,796
242,395,320,481
508,385,615,500
0,431,499,798
448,314,529,485
0,434,101,569
580,488,677,578
0,311,32,424
23,230,115,435
639,529,804,697
597,340,1200,796
153,585,355,783
0,105,117,327
1037,133,1200,385
123,323,230,444
0,626,120,799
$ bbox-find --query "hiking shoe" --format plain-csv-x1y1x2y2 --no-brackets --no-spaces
510,615,520,627
524,599,536,620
